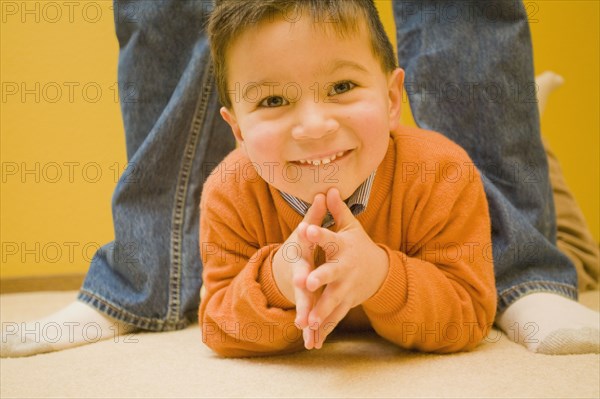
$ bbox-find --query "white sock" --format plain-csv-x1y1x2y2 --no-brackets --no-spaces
1,301,136,358
496,292,600,355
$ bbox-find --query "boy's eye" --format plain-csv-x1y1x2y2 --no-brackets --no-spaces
328,81,356,96
259,96,289,108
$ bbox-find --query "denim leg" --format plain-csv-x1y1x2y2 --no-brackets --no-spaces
78,0,235,330
392,0,578,313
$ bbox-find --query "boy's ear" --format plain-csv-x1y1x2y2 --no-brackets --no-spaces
220,106,244,143
387,68,405,130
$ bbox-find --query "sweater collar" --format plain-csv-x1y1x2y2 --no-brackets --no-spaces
277,171,376,228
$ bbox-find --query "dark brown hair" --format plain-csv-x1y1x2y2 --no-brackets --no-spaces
208,0,397,108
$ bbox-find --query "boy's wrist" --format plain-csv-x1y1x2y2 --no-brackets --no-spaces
366,244,390,301
258,244,296,310
362,244,408,313
271,246,296,305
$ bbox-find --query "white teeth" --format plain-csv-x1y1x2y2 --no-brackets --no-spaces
296,150,346,165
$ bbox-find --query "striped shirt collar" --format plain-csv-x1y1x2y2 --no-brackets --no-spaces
278,171,376,228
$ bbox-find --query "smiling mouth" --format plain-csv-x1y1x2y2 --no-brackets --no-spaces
291,149,352,166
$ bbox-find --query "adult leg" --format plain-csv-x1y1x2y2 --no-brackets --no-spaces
1,0,235,357
393,0,598,354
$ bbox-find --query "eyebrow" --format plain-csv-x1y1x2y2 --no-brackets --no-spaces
241,80,280,101
323,59,370,75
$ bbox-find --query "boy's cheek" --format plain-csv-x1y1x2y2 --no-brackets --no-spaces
242,127,287,159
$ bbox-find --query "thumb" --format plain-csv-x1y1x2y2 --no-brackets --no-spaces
294,193,327,259
326,188,355,228
304,193,327,226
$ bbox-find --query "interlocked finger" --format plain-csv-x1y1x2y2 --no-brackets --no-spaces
311,303,351,349
293,257,314,329
308,283,347,328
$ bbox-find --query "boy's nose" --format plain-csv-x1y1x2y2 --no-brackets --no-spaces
290,103,339,140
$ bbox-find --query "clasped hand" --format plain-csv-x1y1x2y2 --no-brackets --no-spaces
279,188,389,350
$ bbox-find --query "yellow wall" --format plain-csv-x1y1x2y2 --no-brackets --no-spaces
1,1,125,278
1,1,598,279
529,1,599,243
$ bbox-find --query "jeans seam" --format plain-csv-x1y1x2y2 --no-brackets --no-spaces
166,59,215,325
78,290,186,331
497,280,578,313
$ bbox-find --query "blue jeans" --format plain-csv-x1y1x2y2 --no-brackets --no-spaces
78,0,577,331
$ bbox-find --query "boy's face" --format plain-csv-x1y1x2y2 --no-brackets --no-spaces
220,15,404,203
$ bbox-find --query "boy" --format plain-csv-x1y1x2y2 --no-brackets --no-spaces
199,0,496,357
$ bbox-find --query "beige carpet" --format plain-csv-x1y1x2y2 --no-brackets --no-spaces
1,290,599,398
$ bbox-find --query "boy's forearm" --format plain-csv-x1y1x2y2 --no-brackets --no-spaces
362,245,496,353
200,244,304,357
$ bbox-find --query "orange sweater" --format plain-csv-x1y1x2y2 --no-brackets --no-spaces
199,126,496,357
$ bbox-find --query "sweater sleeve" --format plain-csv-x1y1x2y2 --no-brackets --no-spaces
199,181,304,358
362,160,496,353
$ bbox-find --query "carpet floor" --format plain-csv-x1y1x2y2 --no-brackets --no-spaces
1,290,599,398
